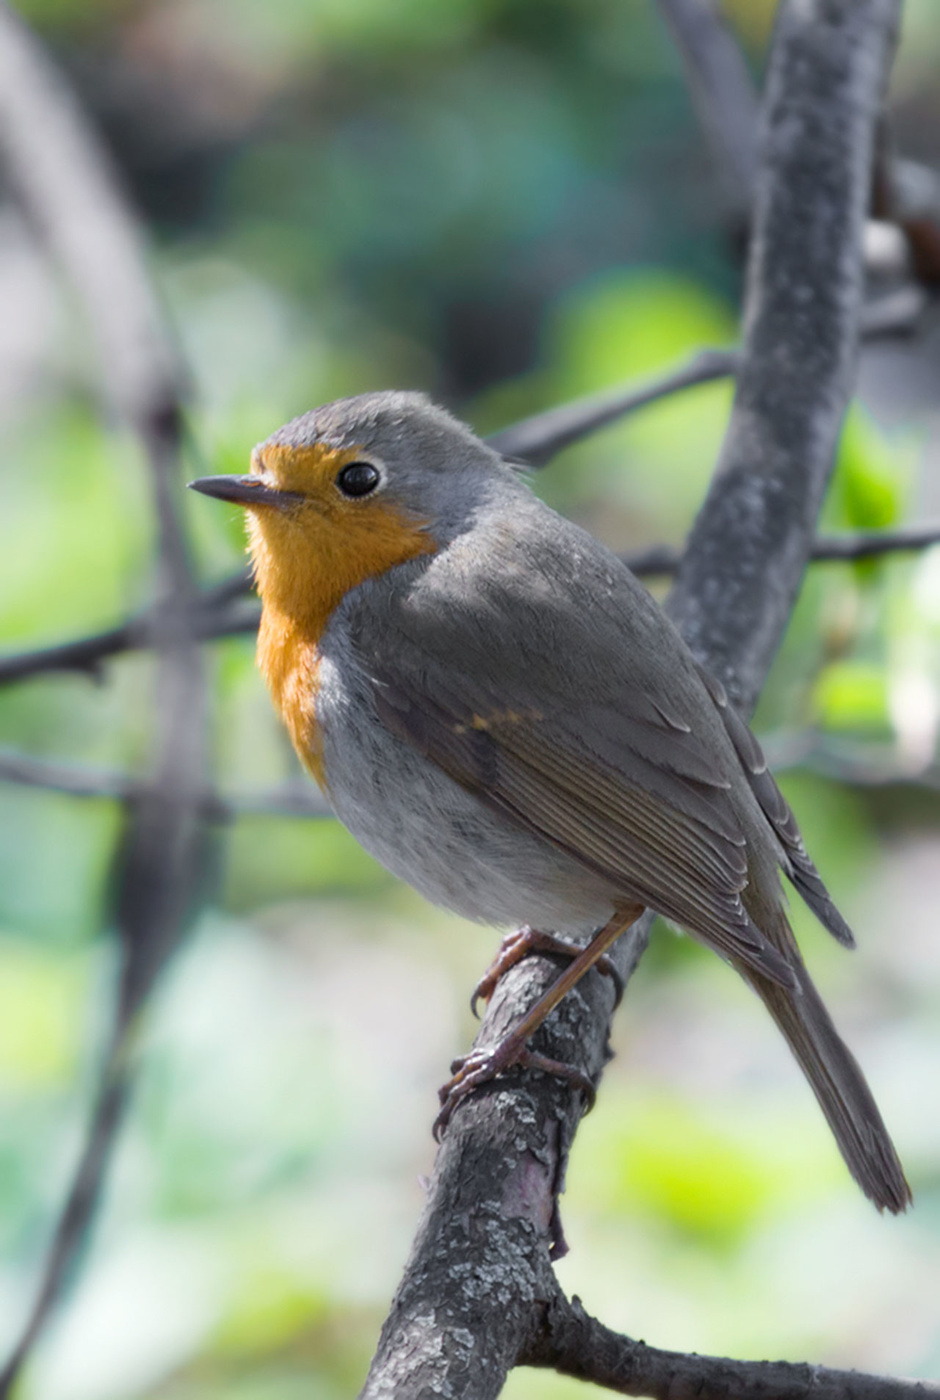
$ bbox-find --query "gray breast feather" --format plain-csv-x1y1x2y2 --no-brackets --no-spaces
315,641,618,933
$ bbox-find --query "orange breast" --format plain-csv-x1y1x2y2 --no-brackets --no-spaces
258,607,328,788
248,475,437,790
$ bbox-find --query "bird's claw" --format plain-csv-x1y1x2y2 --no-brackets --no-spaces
433,1041,597,1141
470,926,624,1017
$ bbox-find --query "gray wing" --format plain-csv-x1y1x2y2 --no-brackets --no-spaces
694,662,854,948
351,508,813,986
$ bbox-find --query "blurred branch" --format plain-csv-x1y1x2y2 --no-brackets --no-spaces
763,730,940,792
486,347,738,465
655,0,759,216
627,520,940,575
5,309,934,693
0,749,131,801
0,6,180,423
361,2,903,1398
0,748,332,818
0,4,210,1392
0,572,257,684
521,1294,940,1399
5,515,937,692
666,0,902,709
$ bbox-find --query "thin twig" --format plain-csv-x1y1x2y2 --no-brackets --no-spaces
0,5,208,1391
0,577,257,684
762,730,940,792
0,749,332,818
626,520,940,575
5,514,937,693
486,348,738,466
656,0,760,215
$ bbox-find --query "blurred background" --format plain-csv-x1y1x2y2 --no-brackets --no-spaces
1,0,940,1396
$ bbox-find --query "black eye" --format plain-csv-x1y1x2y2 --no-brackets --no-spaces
336,461,380,498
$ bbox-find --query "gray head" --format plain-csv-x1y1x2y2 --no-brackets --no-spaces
250,390,524,542
188,391,527,625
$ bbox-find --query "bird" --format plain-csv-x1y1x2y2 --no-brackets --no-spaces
189,389,910,1213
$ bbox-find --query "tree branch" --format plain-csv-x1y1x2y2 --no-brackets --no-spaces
0,577,258,685
655,0,759,216
0,748,332,819
0,5,209,1390
522,1293,940,1399
4,341,935,693
763,730,940,793
626,520,940,575
486,348,738,466
360,2,903,1396
666,0,902,711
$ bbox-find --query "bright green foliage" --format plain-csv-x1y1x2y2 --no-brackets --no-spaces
828,408,911,532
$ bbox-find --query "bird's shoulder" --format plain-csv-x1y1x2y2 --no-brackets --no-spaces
333,491,739,795
367,494,713,719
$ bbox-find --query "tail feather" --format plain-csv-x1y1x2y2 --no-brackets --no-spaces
745,960,911,1213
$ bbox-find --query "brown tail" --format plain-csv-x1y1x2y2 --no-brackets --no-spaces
744,959,911,1213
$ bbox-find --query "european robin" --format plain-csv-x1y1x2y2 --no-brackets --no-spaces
190,390,910,1213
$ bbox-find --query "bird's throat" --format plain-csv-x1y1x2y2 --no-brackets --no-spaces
257,605,327,787
248,503,436,788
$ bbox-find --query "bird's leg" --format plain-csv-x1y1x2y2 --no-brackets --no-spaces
471,926,625,1018
435,905,642,1140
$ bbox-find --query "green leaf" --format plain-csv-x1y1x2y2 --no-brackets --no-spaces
813,660,890,732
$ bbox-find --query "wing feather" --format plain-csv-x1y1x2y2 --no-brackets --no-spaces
372,667,795,988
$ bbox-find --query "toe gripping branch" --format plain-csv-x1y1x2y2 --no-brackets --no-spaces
434,909,641,1140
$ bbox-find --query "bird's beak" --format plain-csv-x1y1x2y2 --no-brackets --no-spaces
187,474,302,510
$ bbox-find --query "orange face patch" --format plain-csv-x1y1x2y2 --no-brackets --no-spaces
244,440,437,789
247,439,435,631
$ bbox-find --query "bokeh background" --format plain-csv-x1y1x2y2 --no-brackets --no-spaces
1,0,940,1396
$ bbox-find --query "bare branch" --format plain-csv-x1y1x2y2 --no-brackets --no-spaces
626,520,940,575
0,582,258,685
763,730,940,793
656,0,760,214
0,6,208,1390
0,2,180,425
486,348,738,466
522,1293,940,1399
0,749,332,819
667,0,903,713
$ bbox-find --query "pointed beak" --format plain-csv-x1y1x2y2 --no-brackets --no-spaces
187,474,302,509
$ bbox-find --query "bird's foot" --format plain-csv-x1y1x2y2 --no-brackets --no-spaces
433,1038,596,1142
470,925,624,1018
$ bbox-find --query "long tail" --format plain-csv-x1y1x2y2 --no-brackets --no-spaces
742,958,911,1213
